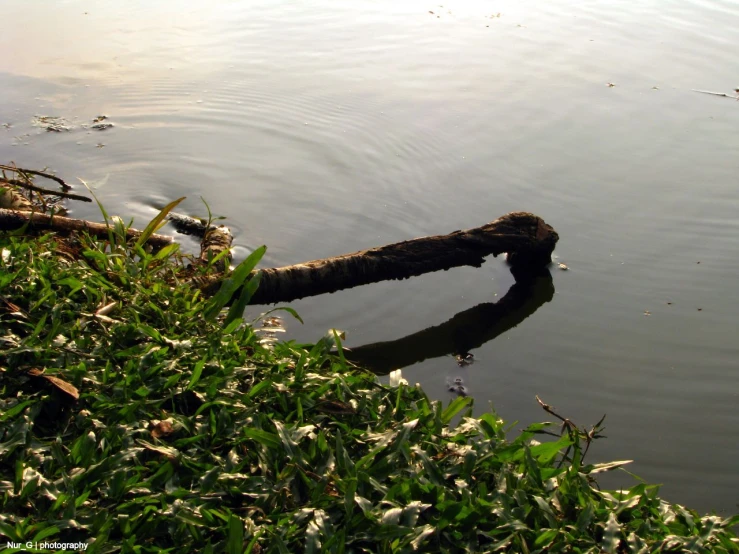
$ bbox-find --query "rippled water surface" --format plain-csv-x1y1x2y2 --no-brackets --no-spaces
2,0,738,514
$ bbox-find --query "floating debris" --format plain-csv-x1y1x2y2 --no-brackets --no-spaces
446,376,468,397
644,311,651,316
558,263,569,270
606,82,616,88
33,115,72,132
455,353,474,367
691,89,739,99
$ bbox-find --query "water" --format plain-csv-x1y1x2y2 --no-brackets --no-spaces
1,0,738,515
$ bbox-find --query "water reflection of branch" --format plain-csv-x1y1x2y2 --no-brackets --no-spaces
346,267,554,376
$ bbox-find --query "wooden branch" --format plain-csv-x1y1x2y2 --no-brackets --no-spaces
166,212,210,237
0,208,173,248
199,225,233,270
220,212,558,305
164,212,234,270
691,89,738,99
0,178,91,202
0,164,71,190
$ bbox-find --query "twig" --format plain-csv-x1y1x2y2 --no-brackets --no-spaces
535,395,606,464
0,208,173,249
0,164,71,190
536,395,574,428
691,89,739,99
1,178,91,202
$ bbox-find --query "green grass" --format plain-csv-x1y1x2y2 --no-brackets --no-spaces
0,225,737,553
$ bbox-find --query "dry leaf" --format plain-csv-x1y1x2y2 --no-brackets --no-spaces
151,419,175,439
28,368,79,400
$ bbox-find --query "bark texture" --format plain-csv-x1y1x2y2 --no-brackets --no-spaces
237,212,558,305
0,208,173,249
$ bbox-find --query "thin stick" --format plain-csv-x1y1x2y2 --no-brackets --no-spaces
691,89,738,99
0,164,71,190
535,395,606,464
1,178,91,202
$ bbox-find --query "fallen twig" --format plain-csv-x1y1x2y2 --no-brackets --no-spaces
691,89,739,99
0,208,173,249
536,395,606,464
0,177,91,202
0,164,71,190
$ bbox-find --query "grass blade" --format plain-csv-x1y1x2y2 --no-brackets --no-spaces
225,271,262,327
135,197,186,249
204,246,266,321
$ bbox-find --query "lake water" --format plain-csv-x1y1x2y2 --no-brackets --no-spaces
1,0,737,516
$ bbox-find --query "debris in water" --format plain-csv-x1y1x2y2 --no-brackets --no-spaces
644,311,651,316
33,115,71,132
691,89,739,99
446,376,468,397
558,263,569,270
606,82,616,87
455,353,474,367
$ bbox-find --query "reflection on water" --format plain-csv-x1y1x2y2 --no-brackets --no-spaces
349,266,554,378
1,0,738,515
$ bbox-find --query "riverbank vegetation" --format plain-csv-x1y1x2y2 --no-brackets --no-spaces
1,206,738,553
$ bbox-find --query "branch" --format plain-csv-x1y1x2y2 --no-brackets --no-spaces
209,212,558,305
0,164,71,190
0,178,91,202
0,208,173,249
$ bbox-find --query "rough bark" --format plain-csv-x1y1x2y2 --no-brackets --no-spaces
0,208,173,249
165,212,234,271
198,225,233,270
227,211,558,305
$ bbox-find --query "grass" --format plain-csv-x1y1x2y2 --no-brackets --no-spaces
0,216,737,553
